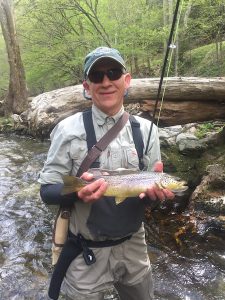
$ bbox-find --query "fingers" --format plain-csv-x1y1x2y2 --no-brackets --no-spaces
139,185,175,202
146,185,165,201
153,161,163,172
80,172,94,181
162,189,175,200
78,178,108,203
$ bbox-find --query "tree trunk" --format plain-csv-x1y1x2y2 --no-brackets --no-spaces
0,0,28,116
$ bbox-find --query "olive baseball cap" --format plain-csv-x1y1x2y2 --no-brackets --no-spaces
84,47,126,78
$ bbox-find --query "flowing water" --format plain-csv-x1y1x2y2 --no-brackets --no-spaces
0,134,224,300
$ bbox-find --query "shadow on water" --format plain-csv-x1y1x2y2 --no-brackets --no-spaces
0,134,224,299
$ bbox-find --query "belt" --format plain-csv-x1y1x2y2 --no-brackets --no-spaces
48,231,132,300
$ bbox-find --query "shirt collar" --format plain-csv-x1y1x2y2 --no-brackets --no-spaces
92,104,125,126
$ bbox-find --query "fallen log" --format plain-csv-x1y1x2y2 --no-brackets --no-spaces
19,77,225,137
127,77,225,102
140,99,225,126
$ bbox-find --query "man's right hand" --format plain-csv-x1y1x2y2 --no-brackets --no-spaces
139,161,174,202
77,172,108,203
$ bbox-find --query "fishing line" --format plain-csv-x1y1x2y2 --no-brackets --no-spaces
145,0,182,156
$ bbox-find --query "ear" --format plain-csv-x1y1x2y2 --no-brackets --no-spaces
124,73,131,89
82,80,92,100
83,80,90,92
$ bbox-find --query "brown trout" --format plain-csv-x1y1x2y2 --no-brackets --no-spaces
61,168,188,204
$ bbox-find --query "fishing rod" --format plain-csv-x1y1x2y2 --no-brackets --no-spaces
145,0,182,155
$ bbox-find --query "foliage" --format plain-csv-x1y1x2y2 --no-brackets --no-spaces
0,116,14,132
0,0,225,96
181,41,225,76
195,122,224,139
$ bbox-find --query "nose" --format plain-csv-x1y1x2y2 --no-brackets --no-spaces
101,74,112,86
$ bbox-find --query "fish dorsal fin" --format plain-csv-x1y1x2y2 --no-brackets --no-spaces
88,168,110,176
114,168,139,175
88,168,139,177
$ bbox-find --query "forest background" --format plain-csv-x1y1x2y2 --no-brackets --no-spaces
0,0,225,99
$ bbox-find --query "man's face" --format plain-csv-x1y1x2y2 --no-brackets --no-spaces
83,59,131,116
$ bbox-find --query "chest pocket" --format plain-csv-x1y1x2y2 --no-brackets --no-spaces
124,147,139,168
109,148,122,170
104,145,139,170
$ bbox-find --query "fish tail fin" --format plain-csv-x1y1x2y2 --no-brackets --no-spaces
61,175,85,195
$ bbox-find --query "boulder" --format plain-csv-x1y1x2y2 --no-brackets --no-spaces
191,164,225,214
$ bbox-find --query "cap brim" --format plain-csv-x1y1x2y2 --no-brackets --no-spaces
86,56,126,76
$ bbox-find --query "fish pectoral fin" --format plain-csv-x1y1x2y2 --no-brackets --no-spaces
115,196,127,205
156,181,164,190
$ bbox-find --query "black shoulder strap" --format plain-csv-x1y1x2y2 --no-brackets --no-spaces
83,110,144,171
82,109,100,169
83,109,97,151
129,115,144,170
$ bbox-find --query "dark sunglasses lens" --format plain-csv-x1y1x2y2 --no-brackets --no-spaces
88,69,123,83
88,71,104,83
107,69,123,81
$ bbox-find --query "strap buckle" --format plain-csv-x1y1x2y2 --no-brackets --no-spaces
77,234,96,266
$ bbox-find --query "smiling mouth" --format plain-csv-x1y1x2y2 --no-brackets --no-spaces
100,91,115,95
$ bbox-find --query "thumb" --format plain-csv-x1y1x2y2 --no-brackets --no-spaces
153,161,163,172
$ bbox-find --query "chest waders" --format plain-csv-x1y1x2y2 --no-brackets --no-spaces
48,109,144,300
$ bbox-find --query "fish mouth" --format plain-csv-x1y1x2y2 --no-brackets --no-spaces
171,186,189,193
160,180,188,192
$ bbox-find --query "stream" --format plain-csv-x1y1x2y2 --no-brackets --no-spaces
0,134,224,300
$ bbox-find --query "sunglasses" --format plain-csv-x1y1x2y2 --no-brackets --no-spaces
88,68,124,83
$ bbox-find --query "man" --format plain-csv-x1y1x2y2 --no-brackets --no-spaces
39,47,174,300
